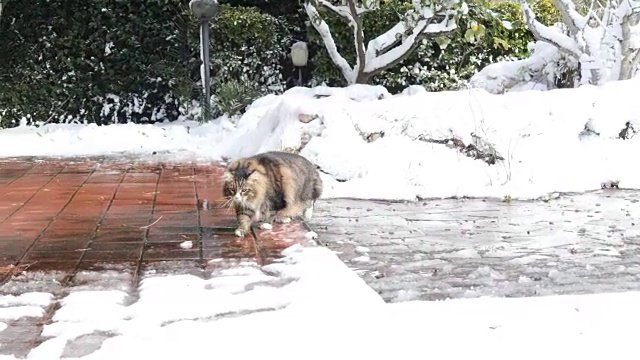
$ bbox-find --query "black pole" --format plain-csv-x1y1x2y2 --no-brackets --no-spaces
201,19,212,121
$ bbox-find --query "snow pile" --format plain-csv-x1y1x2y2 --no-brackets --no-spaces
4,244,640,359
3,80,640,200
220,80,640,200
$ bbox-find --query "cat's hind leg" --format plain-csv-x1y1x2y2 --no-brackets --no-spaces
274,201,303,223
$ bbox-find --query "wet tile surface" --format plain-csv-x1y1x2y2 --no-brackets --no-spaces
0,157,317,358
0,157,314,282
310,192,640,302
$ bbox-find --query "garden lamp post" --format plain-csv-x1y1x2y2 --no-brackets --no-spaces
189,0,219,121
290,41,308,87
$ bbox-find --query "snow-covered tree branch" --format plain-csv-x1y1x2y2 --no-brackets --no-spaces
519,0,640,85
305,0,466,84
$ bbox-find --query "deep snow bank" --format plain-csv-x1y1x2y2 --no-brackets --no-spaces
2,80,640,200
218,80,640,200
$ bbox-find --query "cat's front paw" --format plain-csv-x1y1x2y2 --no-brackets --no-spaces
234,228,247,237
274,216,291,223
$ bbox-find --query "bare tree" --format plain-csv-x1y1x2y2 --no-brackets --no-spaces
520,0,640,85
305,0,465,84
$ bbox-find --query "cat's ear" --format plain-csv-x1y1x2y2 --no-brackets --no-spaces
227,160,240,171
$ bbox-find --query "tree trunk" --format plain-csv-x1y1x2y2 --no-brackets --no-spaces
618,11,640,80
355,71,370,84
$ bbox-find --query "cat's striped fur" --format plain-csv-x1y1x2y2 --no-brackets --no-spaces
222,151,323,237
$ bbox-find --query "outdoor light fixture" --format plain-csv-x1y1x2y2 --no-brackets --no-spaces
189,0,220,121
290,41,309,87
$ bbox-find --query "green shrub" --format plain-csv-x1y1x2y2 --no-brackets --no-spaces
206,5,292,104
0,1,292,128
1,0,195,127
307,0,561,92
213,79,264,116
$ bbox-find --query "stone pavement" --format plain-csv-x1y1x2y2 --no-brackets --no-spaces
0,157,314,358
0,157,311,280
310,193,640,302
4,157,640,357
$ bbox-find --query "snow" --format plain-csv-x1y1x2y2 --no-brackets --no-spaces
0,293,53,321
305,2,357,84
470,40,564,93
4,79,640,200
3,244,640,359
524,9,581,57
363,16,457,74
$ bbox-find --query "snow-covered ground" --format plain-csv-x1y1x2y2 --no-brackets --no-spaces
1,244,639,360
2,79,640,201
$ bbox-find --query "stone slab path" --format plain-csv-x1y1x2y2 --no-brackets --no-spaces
310,193,640,302
0,157,314,358
0,157,311,280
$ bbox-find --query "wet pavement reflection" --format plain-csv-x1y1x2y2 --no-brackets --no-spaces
310,191,640,302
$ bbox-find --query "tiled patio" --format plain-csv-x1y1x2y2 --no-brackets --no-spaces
0,157,315,286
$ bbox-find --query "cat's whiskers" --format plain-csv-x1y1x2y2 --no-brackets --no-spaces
221,197,233,209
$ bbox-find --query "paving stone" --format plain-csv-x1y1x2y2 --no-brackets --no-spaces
0,156,318,359
0,157,315,285
310,193,640,302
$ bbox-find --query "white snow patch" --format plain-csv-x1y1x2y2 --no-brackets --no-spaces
260,223,274,230
8,244,640,359
0,292,53,321
442,248,482,259
0,292,52,307
179,241,193,249
355,246,370,253
352,255,371,262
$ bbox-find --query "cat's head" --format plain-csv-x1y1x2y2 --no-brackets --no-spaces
222,158,267,207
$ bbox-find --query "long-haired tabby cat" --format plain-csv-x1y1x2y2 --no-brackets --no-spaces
222,151,323,237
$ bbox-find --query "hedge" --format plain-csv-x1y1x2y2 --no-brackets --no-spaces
0,0,291,128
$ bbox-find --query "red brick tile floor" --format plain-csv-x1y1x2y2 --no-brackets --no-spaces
0,156,322,358
0,156,318,286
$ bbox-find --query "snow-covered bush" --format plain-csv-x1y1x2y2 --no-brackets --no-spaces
307,0,561,92
472,0,640,93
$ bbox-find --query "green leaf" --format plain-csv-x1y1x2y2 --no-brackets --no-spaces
464,28,475,43
493,37,510,50
435,37,451,49
475,24,486,39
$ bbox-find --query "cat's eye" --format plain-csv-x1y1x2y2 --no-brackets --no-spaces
241,189,250,195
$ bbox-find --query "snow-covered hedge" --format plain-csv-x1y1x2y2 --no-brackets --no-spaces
308,0,560,92
0,1,291,128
